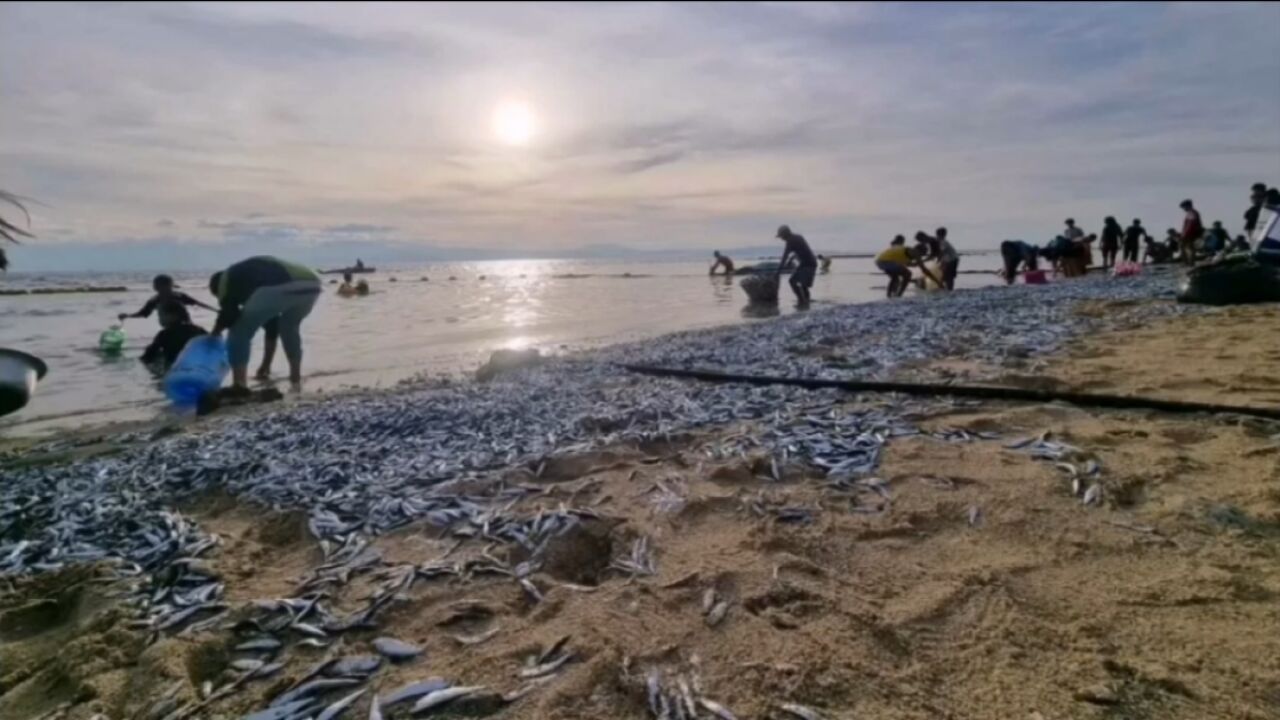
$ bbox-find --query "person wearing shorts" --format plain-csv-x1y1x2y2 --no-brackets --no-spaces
876,235,916,298
775,224,818,306
210,256,322,391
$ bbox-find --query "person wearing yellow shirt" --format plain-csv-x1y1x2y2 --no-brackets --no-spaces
875,235,917,298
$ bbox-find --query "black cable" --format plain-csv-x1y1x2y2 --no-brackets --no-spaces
620,364,1280,421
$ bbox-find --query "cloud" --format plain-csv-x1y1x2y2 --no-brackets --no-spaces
1,1,1277,268
156,219,175,227
613,150,686,174
323,223,396,234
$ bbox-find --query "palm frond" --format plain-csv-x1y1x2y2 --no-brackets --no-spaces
0,191,35,244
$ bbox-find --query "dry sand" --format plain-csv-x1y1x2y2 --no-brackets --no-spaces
3,303,1279,720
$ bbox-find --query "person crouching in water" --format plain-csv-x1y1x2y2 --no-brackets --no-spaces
999,240,1040,285
876,235,920,298
209,256,322,392
774,224,818,307
141,300,208,372
709,250,735,276
338,272,357,297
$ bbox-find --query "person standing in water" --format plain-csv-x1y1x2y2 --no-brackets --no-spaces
119,274,217,322
999,240,1039,284
1244,183,1267,237
1178,199,1203,264
209,256,322,392
1099,217,1123,269
774,225,818,307
918,227,960,290
1062,218,1084,243
817,254,832,273
1123,219,1149,264
708,251,735,276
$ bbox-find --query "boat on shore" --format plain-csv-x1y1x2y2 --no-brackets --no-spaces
320,266,376,275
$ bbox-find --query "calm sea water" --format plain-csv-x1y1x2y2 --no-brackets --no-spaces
0,256,1000,435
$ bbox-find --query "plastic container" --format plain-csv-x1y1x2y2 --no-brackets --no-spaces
1024,270,1047,285
164,335,229,406
99,325,126,353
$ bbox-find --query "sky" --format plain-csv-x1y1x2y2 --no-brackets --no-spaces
1,1,1278,271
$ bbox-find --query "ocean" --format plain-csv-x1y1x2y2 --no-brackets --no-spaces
0,256,1001,435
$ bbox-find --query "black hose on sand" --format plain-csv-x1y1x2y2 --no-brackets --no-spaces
620,364,1280,422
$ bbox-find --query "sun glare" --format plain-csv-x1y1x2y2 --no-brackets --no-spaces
492,101,536,146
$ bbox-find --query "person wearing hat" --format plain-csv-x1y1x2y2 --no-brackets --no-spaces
774,224,818,306
119,273,217,322
1178,199,1203,264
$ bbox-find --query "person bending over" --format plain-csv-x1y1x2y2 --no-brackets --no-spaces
209,256,322,392
709,251,735,276
999,240,1039,284
774,225,818,306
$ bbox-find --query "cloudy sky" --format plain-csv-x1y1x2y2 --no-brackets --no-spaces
2,1,1277,270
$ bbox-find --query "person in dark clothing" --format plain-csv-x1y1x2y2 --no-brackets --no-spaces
999,240,1039,284
141,301,208,371
119,274,216,322
209,256,322,391
1244,183,1267,236
915,228,960,290
1233,235,1251,252
709,251,735,276
1123,219,1149,264
775,224,818,306
1099,217,1122,269
1204,221,1230,255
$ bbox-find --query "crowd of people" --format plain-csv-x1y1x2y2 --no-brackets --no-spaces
996,182,1278,286
121,182,1277,401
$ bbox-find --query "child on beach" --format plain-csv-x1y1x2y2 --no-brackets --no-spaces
119,274,217,322
141,301,208,371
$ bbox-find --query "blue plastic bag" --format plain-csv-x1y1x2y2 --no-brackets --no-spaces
164,335,229,406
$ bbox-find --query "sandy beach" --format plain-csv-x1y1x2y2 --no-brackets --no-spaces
2,274,1278,720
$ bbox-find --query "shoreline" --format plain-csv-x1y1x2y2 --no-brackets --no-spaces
4,270,1280,719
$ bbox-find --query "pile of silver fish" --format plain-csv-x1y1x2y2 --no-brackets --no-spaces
0,272,1196,718
1,272,1194,577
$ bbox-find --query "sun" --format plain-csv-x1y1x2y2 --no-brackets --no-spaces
492,101,536,146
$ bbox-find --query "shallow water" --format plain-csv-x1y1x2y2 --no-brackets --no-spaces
0,256,1000,434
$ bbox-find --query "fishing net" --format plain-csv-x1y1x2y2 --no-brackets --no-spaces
739,273,779,304
1177,255,1280,306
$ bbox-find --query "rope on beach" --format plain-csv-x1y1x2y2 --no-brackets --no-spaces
619,364,1280,422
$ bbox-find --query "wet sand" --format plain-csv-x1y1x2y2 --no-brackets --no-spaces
3,301,1279,720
